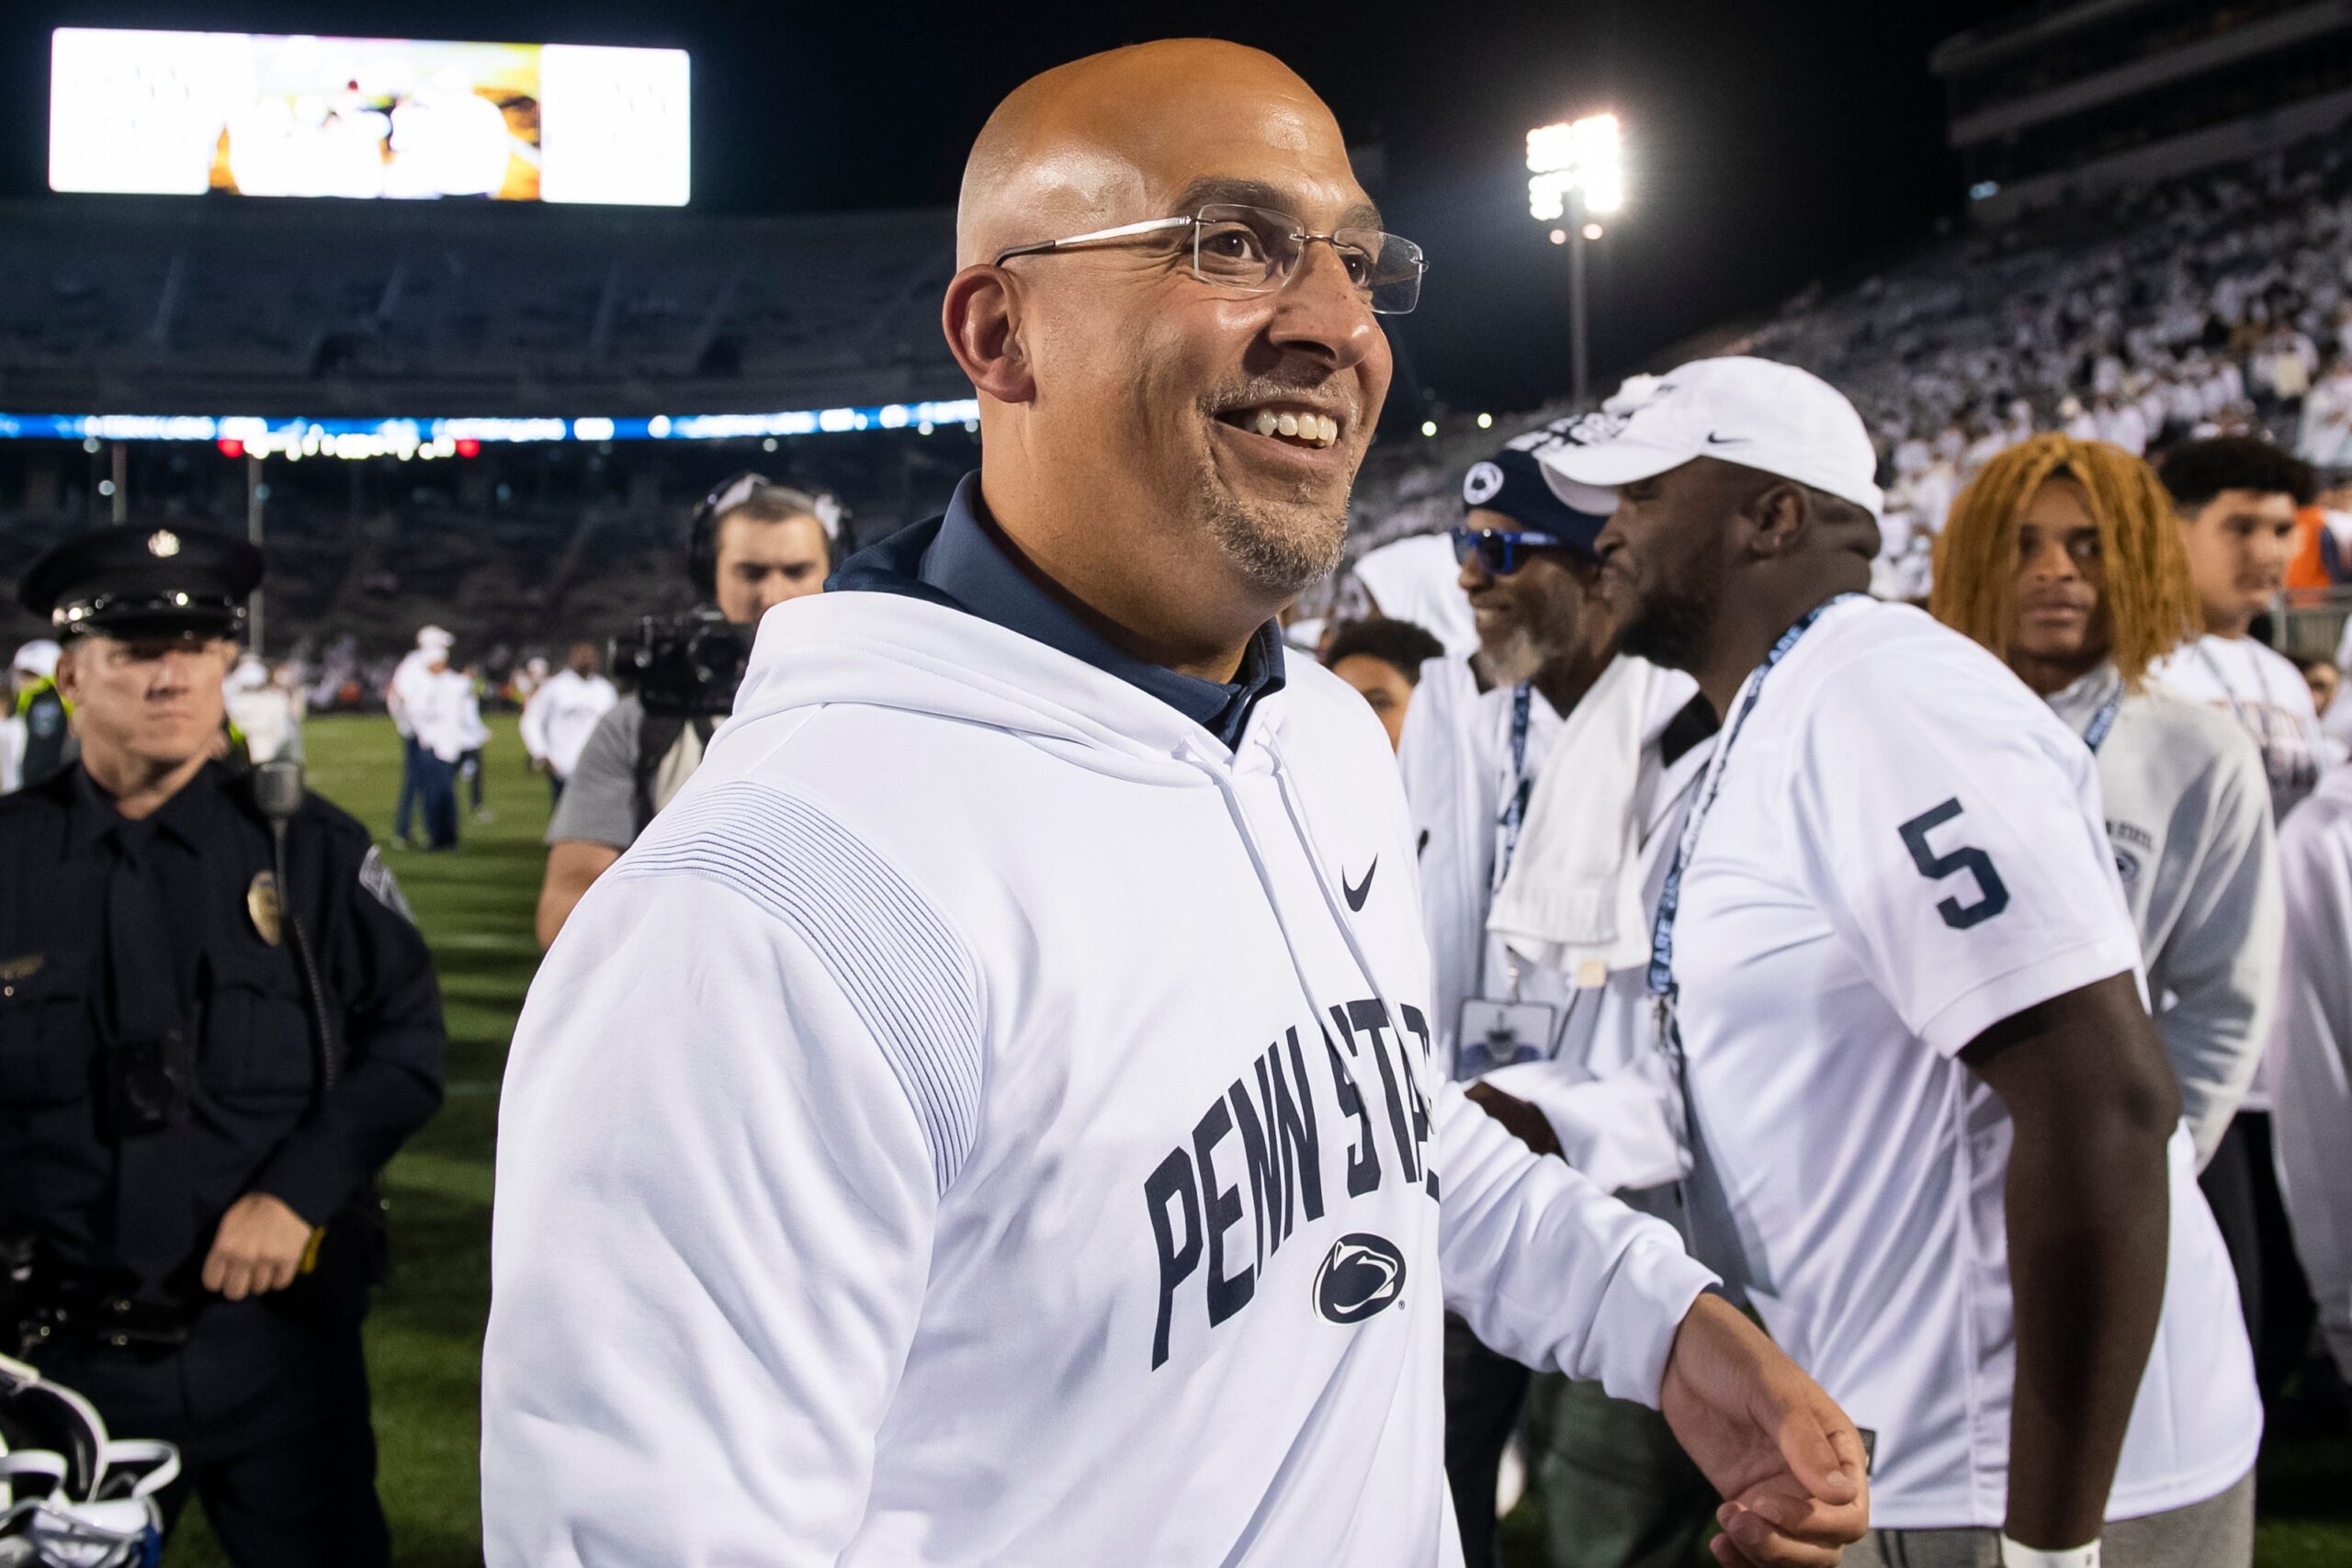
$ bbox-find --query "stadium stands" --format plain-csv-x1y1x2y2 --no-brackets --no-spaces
0,197,963,417
6,119,2348,670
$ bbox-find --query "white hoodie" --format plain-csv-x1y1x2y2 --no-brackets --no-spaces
481,590,1716,1568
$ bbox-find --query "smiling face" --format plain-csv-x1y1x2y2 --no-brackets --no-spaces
957,42,1392,604
1592,460,1751,672
2007,477,2111,681
1457,506,1607,684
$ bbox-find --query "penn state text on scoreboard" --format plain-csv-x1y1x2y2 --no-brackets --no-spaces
49,28,690,207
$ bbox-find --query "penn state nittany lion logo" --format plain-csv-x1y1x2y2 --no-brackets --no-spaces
1314,1233,1407,1325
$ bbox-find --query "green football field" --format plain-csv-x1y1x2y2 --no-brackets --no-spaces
160,713,2350,1566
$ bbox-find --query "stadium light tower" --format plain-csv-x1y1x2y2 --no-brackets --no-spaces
1527,113,1623,404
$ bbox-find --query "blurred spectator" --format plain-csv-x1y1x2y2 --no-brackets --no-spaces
388,626,454,849
1348,533,1479,656
2150,439,2331,1399
6,638,70,792
224,652,303,763
407,640,469,852
2150,437,2327,822
1322,617,1445,750
458,662,493,824
2269,761,2352,1392
519,643,616,806
2301,656,2348,767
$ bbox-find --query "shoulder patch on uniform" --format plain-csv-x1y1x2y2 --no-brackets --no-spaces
359,845,416,923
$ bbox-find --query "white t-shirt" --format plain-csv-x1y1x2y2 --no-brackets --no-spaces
2150,633,2328,822
2270,764,2352,1383
1669,598,2258,1529
519,668,620,779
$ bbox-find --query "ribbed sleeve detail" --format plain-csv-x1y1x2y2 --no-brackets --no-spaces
616,780,984,1192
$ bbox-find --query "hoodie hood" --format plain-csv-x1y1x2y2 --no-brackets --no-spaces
724,581,1285,788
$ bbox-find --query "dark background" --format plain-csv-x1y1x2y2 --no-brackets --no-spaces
0,0,2027,414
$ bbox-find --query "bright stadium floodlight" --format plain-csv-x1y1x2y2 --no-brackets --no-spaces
1526,113,1625,403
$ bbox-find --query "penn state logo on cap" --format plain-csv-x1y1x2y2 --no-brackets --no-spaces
1462,461,1507,508
1314,1233,1407,1324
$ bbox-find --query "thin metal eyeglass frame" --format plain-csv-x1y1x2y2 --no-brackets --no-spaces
991,208,1425,314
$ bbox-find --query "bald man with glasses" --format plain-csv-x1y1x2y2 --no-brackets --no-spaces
485,41,1867,1568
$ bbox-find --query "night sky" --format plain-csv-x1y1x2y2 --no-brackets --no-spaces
0,0,2026,414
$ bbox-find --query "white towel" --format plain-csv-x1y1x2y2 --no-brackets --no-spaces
1486,656,1670,983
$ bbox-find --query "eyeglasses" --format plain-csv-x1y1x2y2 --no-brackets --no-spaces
994,203,1426,315
1453,526,1571,575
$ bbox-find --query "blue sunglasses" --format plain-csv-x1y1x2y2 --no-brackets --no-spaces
1453,526,1571,575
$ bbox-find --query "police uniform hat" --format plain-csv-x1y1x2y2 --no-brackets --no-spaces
17,526,262,641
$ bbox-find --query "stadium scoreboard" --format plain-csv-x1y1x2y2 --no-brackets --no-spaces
49,28,690,206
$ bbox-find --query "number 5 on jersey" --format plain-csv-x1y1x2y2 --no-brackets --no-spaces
1898,798,2009,931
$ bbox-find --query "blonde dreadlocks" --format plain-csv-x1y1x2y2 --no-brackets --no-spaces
1930,433,2200,687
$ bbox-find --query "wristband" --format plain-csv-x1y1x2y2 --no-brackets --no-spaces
2000,1538,2098,1568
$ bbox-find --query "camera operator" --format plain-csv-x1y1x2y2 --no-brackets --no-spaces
534,473,835,947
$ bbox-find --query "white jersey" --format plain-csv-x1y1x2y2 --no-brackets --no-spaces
409,670,474,763
1668,598,2258,1530
483,591,1715,1568
2270,765,2352,1383
386,649,435,739
2046,666,2282,1142
519,668,618,779
2150,633,2328,822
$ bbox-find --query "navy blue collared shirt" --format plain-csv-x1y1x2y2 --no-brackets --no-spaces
831,473,1287,750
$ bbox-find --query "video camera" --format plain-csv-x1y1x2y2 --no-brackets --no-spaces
609,609,752,718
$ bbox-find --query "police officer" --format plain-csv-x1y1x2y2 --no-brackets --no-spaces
0,525,446,1567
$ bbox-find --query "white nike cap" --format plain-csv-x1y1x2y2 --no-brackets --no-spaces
1541,355,1884,516
416,625,455,652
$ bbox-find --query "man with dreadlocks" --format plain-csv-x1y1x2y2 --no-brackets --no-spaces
1932,432,2283,1171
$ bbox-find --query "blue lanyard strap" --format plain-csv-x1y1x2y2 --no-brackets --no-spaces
1646,593,1860,1001
1494,683,1534,888
2082,680,2124,754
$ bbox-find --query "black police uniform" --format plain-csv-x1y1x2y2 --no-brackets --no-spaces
0,526,447,1568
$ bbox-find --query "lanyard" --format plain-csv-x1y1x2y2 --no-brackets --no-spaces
1495,683,1534,888
2193,638,2277,754
2082,679,2124,754
1479,682,1538,1004
1646,593,1860,1004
